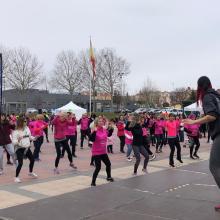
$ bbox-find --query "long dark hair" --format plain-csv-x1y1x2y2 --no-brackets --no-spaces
197,76,212,104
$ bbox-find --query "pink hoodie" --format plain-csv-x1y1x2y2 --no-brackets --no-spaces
29,120,47,137
125,130,133,145
154,120,164,135
65,119,77,136
52,116,69,140
92,127,108,156
80,117,89,131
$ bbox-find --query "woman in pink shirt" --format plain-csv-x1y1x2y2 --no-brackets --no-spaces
165,114,183,167
29,114,48,161
90,118,114,186
62,112,78,158
52,113,77,174
184,114,201,159
155,116,164,153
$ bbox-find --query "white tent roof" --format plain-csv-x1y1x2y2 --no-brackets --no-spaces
55,101,87,119
184,102,203,113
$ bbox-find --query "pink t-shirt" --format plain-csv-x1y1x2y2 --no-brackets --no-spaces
92,128,108,156
154,120,164,135
184,124,200,137
29,120,47,137
166,120,178,138
65,119,77,136
80,117,89,131
125,130,133,145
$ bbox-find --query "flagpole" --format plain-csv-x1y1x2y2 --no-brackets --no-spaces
89,68,92,116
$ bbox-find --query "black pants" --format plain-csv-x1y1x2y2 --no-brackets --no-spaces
33,136,44,160
92,154,111,184
155,134,164,151
189,136,200,156
80,129,90,148
107,145,113,153
143,137,153,156
44,127,49,141
163,131,167,145
119,136,125,152
16,148,35,177
168,137,181,165
210,134,220,188
132,145,149,173
62,135,77,157
55,139,73,168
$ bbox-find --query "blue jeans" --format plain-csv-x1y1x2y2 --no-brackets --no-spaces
126,144,132,157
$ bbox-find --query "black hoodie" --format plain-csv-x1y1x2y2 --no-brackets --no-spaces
203,88,220,139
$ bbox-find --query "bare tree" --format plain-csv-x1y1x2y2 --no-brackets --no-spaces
50,51,83,96
98,48,130,111
138,77,160,107
170,87,191,105
0,45,10,80
4,48,43,91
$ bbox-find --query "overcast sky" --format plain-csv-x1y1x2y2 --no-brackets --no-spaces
1,0,220,94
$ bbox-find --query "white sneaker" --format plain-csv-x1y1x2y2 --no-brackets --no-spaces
0,170,3,175
14,177,21,183
127,157,132,162
54,168,60,174
28,172,38,178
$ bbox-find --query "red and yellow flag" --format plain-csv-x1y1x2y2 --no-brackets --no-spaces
89,38,96,79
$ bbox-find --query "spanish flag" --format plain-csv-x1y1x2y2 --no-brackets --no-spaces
89,38,96,79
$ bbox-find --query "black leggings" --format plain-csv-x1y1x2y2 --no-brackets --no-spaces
132,145,149,173
92,154,111,184
119,136,125,152
168,137,181,165
189,136,200,156
80,129,90,148
62,135,77,157
16,148,35,177
210,134,220,188
44,127,49,141
155,134,164,150
55,139,73,168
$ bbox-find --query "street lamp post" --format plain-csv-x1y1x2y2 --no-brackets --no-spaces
118,72,124,110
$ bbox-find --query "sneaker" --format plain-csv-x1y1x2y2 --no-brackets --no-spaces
54,168,60,174
127,157,132,162
142,168,148,173
91,182,96,187
177,159,183,163
106,177,114,182
149,154,156,161
190,155,195,160
7,161,13,165
0,170,3,175
215,204,220,211
28,172,38,178
14,177,21,183
133,172,137,176
169,164,175,168
70,163,77,169
193,154,200,159
90,163,95,166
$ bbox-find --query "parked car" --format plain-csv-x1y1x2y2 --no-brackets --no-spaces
26,108,38,114
134,108,146,114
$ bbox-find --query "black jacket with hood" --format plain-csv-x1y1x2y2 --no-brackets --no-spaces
203,88,220,139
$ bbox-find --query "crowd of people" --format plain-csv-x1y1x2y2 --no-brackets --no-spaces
0,108,208,184
1,76,220,210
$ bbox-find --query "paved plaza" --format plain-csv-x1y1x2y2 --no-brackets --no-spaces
0,130,219,220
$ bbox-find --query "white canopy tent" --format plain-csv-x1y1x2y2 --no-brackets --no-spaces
184,102,203,114
55,101,87,119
